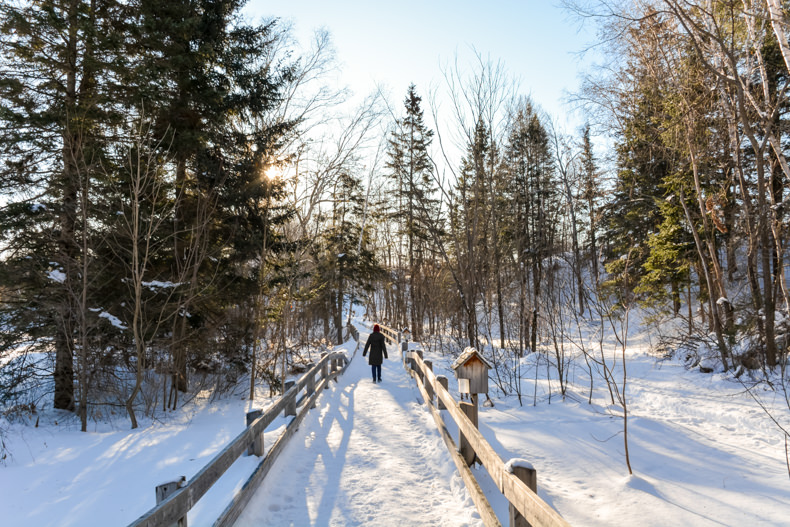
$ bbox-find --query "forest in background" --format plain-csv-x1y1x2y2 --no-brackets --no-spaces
1,0,789,433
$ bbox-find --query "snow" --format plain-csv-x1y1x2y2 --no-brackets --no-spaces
504,458,534,472
452,346,493,370
47,269,66,283
98,311,127,330
142,280,182,289
1,321,789,526
235,336,481,526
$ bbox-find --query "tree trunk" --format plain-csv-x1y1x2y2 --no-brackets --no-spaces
53,0,82,412
171,156,189,394
335,279,344,345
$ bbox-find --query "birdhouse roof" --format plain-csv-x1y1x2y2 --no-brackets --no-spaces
451,347,493,370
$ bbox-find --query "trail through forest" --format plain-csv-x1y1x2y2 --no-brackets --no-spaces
234,330,482,526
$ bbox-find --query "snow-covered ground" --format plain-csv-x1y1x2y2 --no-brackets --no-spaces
1,320,789,526
467,353,790,526
235,337,481,526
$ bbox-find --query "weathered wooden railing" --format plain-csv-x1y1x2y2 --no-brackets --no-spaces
128,350,350,527
378,324,570,527
376,323,399,344
348,323,359,342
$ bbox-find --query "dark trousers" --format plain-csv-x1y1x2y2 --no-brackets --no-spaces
371,364,381,381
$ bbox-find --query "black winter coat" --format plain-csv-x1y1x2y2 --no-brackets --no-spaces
363,331,388,365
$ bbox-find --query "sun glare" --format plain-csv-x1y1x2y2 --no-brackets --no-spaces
263,164,284,182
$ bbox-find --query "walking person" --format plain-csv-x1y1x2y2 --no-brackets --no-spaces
363,324,388,383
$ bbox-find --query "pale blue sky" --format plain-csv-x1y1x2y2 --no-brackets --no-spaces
244,1,596,128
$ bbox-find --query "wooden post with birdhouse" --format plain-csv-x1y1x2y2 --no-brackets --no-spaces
400,327,410,352
452,347,492,466
400,327,411,369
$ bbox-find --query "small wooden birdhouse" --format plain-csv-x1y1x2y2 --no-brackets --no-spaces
451,347,492,395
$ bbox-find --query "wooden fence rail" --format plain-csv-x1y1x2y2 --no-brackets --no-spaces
377,323,399,344
128,351,350,527
377,324,570,527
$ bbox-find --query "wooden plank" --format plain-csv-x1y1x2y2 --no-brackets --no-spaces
409,367,501,527
245,410,264,457
509,464,537,527
284,381,296,417
127,352,347,527
436,376,449,410
459,401,478,466
155,479,187,527
213,375,333,527
411,353,570,527
423,360,434,402
215,356,349,526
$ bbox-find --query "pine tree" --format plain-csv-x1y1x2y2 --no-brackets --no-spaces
502,101,556,355
0,0,127,417
318,171,380,345
385,85,437,338
129,0,297,398
580,124,603,286
603,64,668,300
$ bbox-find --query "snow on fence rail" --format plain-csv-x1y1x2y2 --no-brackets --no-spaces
127,351,350,527
377,323,570,527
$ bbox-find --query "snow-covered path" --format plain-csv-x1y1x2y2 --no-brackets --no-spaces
234,334,483,526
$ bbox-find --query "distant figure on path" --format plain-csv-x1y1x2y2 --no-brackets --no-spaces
363,324,388,383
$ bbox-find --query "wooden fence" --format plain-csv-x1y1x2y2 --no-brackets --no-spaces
378,324,570,527
376,323,399,344
128,351,350,527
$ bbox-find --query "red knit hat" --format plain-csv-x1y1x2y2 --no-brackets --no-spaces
373,324,380,332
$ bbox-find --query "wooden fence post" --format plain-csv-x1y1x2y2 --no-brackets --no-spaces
320,352,328,380
417,350,424,381
508,460,538,527
245,409,263,456
437,376,448,410
411,349,423,375
284,381,296,417
155,477,187,527
306,367,316,409
459,401,478,466
424,360,434,403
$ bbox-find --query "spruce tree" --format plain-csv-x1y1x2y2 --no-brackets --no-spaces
603,65,668,299
318,171,380,345
0,0,127,416
0,0,298,424
580,124,603,287
385,84,436,338
502,101,556,354
129,0,296,398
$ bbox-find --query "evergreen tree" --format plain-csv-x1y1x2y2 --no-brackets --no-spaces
0,0,298,424
502,101,556,354
579,124,603,286
128,0,296,398
0,0,127,417
385,84,437,338
603,65,668,299
318,171,380,345
451,117,491,347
